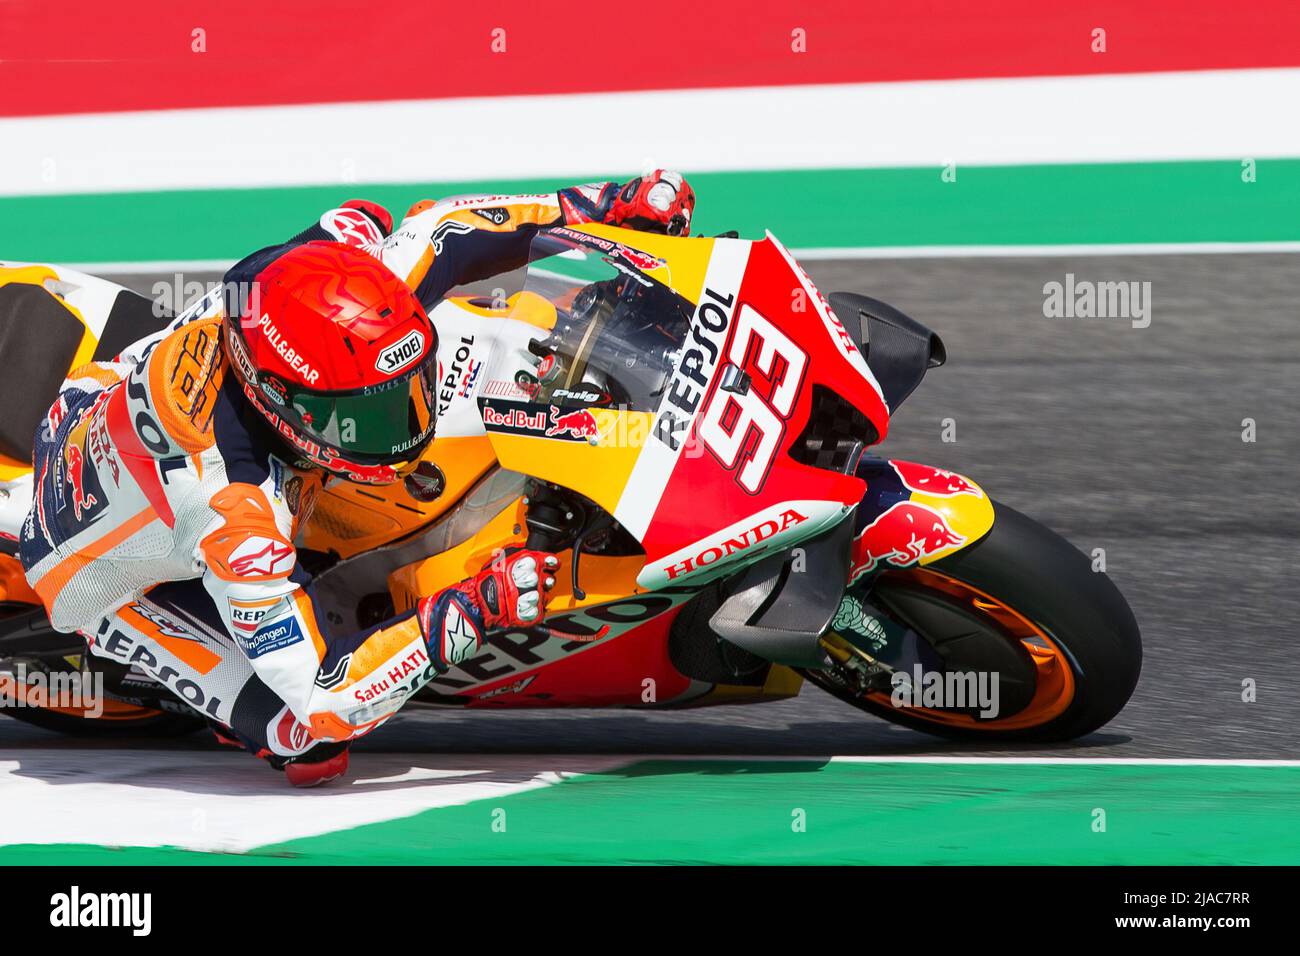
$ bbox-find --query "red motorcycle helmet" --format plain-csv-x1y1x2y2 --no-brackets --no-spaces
223,241,438,485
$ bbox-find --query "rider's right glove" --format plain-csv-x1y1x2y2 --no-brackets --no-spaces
606,170,695,236
416,549,560,670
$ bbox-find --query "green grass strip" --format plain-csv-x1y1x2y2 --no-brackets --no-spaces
3,760,1299,865
2,159,1297,264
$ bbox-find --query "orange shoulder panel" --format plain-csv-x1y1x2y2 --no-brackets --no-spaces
201,483,296,583
147,315,226,454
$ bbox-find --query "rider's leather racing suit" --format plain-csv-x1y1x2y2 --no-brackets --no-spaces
18,183,628,760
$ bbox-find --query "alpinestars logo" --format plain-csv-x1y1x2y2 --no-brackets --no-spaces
321,207,385,254
442,602,481,666
228,537,295,578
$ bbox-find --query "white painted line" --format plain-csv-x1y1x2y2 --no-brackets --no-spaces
833,756,1300,767
3,68,1298,195
60,258,235,274
0,750,628,853
794,241,1300,260
59,240,1300,277
0,750,1288,854
569,754,1300,767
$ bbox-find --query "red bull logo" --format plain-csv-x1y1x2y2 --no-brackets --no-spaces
891,460,983,498
64,444,98,521
615,245,664,272
851,501,965,579
546,405,600,440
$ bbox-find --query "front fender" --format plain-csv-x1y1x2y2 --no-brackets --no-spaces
850,457,994,577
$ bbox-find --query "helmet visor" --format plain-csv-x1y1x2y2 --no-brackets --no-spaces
275,350,438,465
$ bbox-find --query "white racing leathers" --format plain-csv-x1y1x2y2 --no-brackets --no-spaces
18,189,615,756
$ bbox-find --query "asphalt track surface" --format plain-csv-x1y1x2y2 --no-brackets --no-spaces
3,252,1297,760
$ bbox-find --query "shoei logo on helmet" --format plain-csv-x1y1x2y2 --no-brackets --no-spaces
260,378,288,406
376,330,425,376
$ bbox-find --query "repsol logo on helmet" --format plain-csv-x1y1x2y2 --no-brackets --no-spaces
376,330,426,375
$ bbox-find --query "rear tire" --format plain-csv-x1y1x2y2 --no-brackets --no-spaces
0,618,204,738
805,500,1142,741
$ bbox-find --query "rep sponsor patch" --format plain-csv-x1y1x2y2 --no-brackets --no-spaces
236,616,305,659
227,595,284,634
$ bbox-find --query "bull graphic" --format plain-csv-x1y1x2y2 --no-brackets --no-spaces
64,445,98,521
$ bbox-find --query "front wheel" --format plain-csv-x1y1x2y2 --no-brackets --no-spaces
803,500,1142,741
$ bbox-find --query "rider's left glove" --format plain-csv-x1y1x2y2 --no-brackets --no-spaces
416,549,560,670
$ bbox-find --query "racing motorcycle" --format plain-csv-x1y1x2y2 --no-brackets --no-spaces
0,224,1141,742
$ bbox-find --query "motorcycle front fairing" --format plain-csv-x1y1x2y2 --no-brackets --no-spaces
470,226,896,665
483,226,890,589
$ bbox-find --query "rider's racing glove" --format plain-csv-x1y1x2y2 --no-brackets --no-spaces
416,549,560,670
558,169,695,237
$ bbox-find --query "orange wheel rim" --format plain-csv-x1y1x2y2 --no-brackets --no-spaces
862,567,1076,731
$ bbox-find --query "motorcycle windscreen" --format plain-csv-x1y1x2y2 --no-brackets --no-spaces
480,230,700,518
514,230,697,412
601,233,888,590
485,228,885,591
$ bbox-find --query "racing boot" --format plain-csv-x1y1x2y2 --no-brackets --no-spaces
281,741,351,788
